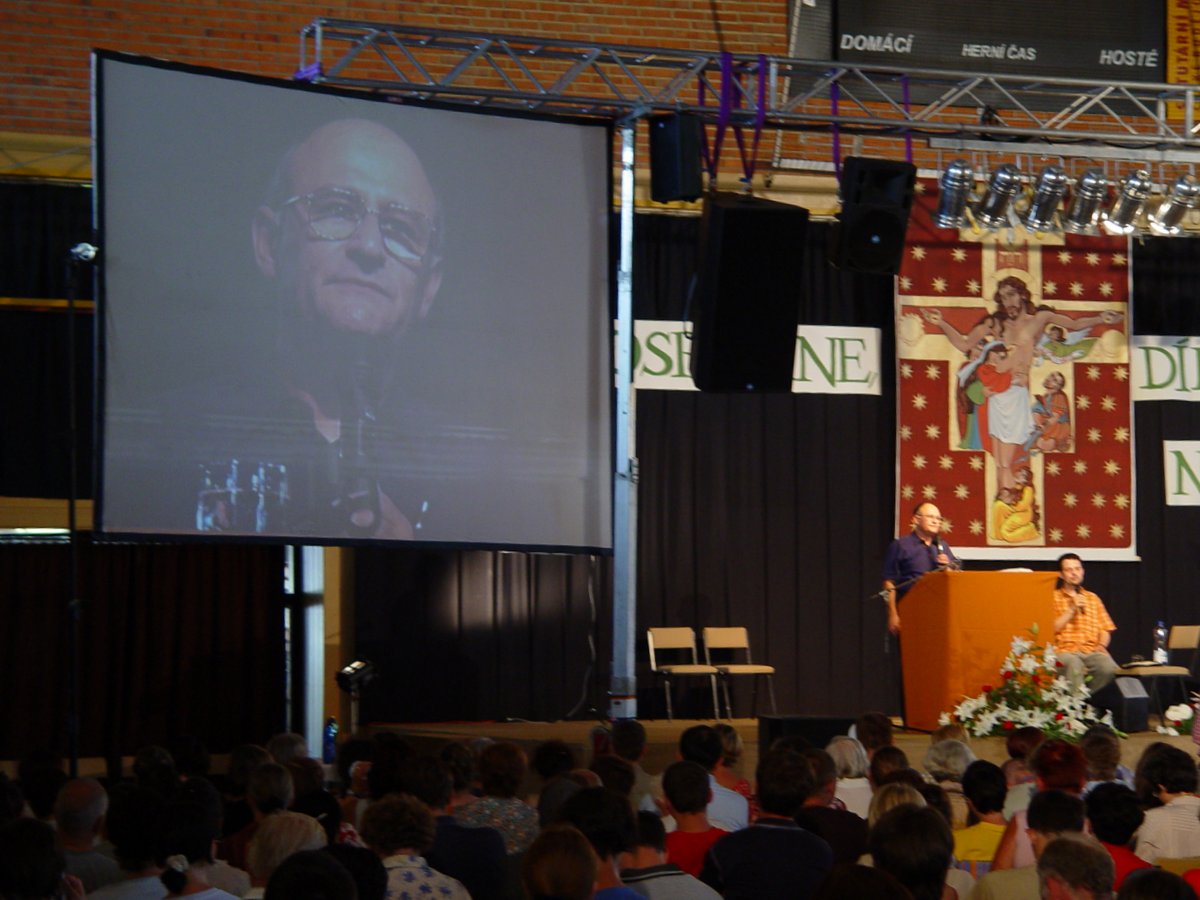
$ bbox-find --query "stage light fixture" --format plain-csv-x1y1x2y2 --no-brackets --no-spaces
973,165,1022,229
1063,169,1109,234
1020,165,1069,233
1148,174,1200,236
933,159,974,228
1102,169,1151,235
336,659,378,694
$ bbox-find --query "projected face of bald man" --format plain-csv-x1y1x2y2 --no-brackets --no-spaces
254,119,441,339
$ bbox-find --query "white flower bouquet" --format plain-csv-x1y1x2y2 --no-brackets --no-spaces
938,625,1116,740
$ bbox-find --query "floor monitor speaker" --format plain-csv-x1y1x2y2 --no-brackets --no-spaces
1089,676,1149,734
758,715,857,750
689,192,809,392
829,156,916,275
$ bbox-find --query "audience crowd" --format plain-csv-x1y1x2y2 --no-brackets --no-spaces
4,714,1200,899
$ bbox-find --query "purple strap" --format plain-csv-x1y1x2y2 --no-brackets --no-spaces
831,80,841,180
702,53,768,187
902,75,913,163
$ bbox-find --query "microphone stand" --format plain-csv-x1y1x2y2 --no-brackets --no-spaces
864,570,927,604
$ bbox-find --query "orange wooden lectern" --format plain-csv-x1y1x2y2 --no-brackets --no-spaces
901,571,1059,731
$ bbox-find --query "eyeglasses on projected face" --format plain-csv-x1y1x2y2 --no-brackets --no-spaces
278,186,439,268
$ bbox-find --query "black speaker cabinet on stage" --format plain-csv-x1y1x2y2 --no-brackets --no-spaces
649,114,704,203
689,192,809,392
829,156,916,275
1089,676,1149,734
759,715,857,750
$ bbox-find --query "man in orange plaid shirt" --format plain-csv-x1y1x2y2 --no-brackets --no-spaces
1052,553,1118,693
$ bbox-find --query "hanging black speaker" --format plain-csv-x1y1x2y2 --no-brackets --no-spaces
689,192,809,393
829,156,916,275
649,114,704,203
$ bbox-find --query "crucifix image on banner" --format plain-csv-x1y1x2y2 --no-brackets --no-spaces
895,186,1133,561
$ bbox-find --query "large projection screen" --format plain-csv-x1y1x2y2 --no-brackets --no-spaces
94,53,613,551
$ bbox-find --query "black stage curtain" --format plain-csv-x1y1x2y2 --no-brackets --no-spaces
0,181,93,301
353,549,613,724
0,537,286,761
631,214,901,716
0,179,94,499
0,309,93,498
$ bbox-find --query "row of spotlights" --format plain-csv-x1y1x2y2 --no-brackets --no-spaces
934,161,1200,237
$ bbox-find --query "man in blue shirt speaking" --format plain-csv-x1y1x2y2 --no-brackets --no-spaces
882,502,961,635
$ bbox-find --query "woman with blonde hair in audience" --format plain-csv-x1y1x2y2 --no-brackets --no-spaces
245,811,327,898
867,783,926,830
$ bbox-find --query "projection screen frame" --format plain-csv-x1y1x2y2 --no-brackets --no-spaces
92,50,615,554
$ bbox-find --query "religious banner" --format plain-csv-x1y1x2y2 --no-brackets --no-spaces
894,186,1133,560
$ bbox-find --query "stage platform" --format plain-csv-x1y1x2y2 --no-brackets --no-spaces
374,716,1199,780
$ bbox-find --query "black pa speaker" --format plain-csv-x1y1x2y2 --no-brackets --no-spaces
649,114,704,203
759,715,857,751
689,193,809,392
1089,676,1149,734
829,156,916,275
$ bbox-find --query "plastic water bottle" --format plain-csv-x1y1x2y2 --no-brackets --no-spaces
1153,621,1169,664
322,716,339,764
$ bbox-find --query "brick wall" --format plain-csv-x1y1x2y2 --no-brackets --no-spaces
3,1,789,139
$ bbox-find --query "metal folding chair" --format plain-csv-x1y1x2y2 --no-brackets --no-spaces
647,627,720,720
703,626,778,719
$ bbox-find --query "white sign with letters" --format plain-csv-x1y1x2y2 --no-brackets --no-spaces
1131,336,1200,401
1164,441,1200,506
628,320,882,395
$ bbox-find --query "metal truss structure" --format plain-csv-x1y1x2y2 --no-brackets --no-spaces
298,18,1200,168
